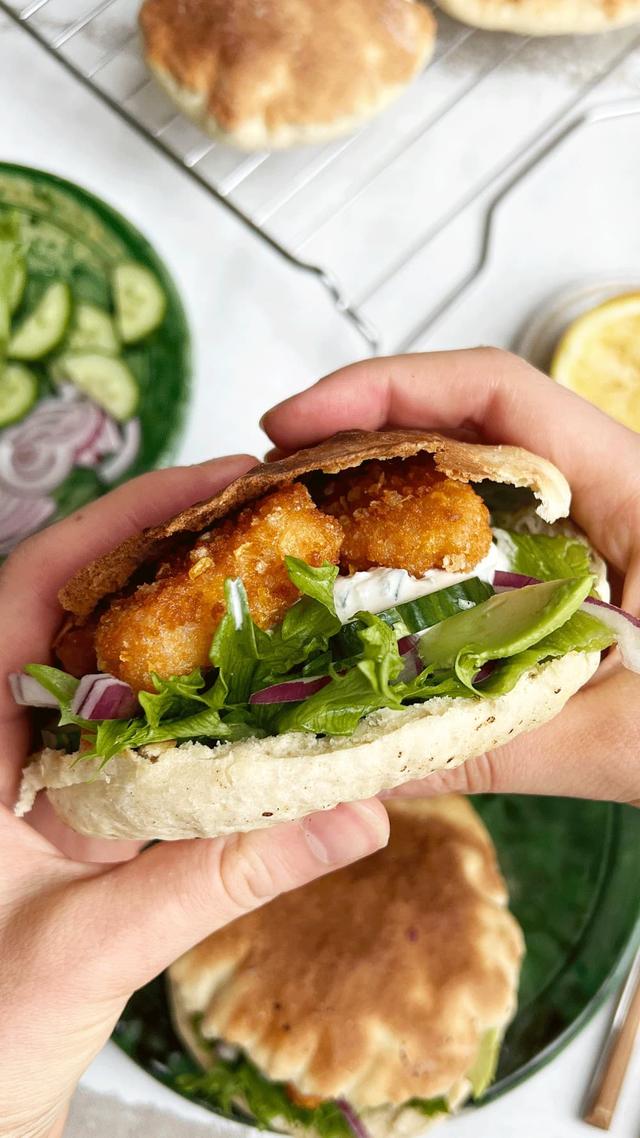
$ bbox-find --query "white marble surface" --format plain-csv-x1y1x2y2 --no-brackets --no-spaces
1,9,640,1138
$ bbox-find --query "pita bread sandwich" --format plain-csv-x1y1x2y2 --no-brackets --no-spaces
13,428,640,839
139,0,436,150
168,796,525,1138
435,0,640,35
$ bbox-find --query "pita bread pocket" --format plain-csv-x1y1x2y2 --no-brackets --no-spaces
14,428,638,840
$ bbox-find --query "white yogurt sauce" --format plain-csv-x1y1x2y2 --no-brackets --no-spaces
333,536,512,623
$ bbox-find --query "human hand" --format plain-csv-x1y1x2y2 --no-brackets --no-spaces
262,347,640,807
0,461,389,1138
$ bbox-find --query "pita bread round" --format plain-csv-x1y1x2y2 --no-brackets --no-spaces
435,0,640,35
139,0,436,150
168,797,524,1130
16,428,589,840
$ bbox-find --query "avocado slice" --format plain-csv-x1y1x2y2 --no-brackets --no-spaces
417,576,593,688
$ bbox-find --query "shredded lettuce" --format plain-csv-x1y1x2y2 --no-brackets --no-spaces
176,1049,353,1137
25,537,614,762
176,1028,450,1135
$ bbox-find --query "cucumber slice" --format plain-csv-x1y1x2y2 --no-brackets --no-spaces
113,262,166,343
396,578,495,633
332,578,495,659
66,304,119,355
0,363,38,426
54,353,138,421
8,260,27,314
9,281,72,360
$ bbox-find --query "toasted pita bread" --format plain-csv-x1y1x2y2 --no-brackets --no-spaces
16,429,590,841
139,0,436,151
435,0,640,34
168,797,524,1134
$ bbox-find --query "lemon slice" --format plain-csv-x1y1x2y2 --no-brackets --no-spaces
550,292,640,432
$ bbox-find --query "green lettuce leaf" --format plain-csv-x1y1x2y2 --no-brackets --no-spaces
210,579,269,704
285,556,339,613
501,530,592,581
176,1050,352,1137
137,669,213,727
278,613,405,736
406,1096,450,1118
25,663,79,705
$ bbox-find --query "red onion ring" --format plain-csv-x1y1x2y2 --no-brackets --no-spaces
250,675,331,705
71,674,139,720
99,418,141,483
0,492,55,555
9,672,59,708
335,1099,371,1138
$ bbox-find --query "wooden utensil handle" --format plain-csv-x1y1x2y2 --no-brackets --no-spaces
583,971,640,1130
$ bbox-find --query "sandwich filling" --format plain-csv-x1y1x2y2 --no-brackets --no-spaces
12,452,640,764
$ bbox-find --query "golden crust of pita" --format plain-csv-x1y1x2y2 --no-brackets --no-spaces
435,0,640,34
168,797,524,1109
139,0,435,150
59,428,569,619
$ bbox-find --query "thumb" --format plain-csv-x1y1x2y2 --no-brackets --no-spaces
86,800,389,995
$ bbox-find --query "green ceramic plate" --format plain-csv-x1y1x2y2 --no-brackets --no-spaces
0,163,189,552
114,796,640,1116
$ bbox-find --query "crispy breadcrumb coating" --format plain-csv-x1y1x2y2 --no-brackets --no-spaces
317,454,492,576
94,484,343,692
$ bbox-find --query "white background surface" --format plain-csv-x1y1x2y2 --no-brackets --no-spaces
1,9,640,1137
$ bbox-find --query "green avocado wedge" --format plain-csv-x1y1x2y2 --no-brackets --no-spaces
417,577,594,689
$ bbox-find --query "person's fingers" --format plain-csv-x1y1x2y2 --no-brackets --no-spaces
0,455,257,805
80,801,390,996
261,349,640,570
384,665,640,806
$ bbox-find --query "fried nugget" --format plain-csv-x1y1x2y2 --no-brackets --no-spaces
95,484,343,693
318,454,492,576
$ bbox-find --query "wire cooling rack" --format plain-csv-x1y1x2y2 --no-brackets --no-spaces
2,0,640,351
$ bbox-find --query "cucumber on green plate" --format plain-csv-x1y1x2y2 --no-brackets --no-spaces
66,303,119,355
0,362,38,426
9,281,72,360
53,353,139,421
8,260,27,314
113,262,166,344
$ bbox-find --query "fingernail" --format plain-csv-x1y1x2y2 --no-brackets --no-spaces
301,800,389,866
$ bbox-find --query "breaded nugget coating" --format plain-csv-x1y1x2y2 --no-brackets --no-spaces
318,454,492,575
95,484,343,692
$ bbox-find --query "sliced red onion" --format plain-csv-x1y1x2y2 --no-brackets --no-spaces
493,571,540,590
73,409,108,466
398,638,422,683
473,661,496,684
250,675,331,705
9,672,59,708
335,1099,371,1138
0,436,75,497
99,417,141,483
0,397,106,497
71,674,139,720
493,571,640,674
0,492,55,555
